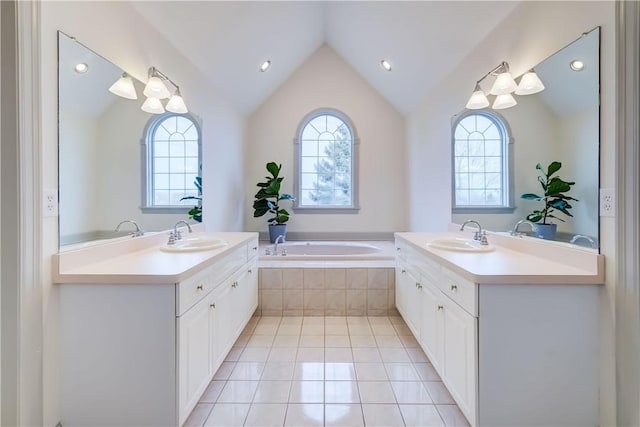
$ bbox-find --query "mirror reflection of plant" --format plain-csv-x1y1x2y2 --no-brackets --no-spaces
521,161,578,224
253,162,295,224
180,175,202,222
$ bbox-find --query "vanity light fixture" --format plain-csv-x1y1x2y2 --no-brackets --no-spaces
380,59,392,71
141,67,189,114
74,63,88,73
570,60,585,71
260,60,271,72
465,61,545,110
108,72,138,100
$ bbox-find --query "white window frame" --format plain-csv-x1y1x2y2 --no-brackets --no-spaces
141,113,202,213
451,110,515,214
293,108,360,213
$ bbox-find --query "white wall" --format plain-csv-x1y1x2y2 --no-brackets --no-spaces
40,2,246,424
407,2,616,425
244,45,407,234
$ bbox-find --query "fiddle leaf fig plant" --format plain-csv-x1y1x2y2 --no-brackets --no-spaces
180,175,202,223
521,161,578,224
253,162,295,225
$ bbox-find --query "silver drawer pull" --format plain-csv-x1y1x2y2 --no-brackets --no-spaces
196,284,204,291
450,284,458,291
248,269,253,273
401,269,406,274
232,282,238,288
396,247,401,251
210,303,216,309
417,284,423,289
437,305,444,311
252,246,258,250
415,282,420,288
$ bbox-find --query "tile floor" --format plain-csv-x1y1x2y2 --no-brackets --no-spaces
185,316,470,427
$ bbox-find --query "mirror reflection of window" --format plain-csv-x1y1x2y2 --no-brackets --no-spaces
143,114,202,210
452,111,514,213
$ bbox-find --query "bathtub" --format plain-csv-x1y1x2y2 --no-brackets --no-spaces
258,240,396,268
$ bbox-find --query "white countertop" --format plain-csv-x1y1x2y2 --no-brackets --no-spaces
53,232,257,284
396,231,604,285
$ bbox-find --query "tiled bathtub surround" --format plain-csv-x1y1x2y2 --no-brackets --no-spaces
258,268,396,316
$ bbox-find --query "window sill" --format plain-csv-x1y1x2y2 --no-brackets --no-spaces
140,206,192,214
292,206,361,214
452,206,516,214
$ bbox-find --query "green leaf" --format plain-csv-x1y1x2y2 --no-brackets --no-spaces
521,193,542,200
253,199,270,217
547,161,562,177
267,200,277,210
279,208,290,216
265,179,281,195
279,193,295,201
180,195,202,201
526,212,543,223
266,162,281,178
535,163,542,171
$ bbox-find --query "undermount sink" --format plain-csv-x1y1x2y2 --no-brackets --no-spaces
160,236,228,253
427,237,494,253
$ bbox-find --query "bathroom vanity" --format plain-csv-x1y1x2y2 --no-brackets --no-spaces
395,231,604,427
54,232,259,427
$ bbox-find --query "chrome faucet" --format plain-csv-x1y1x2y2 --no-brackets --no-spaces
569,234,597,248
511,220,537,237
171,220,193,242
114,220,144,237
273,234,286,256
460,220,488,246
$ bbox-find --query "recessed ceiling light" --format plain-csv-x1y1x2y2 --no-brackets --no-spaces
570,60,585,71
260,60,271,72
380,59,392,71
74,63,89,73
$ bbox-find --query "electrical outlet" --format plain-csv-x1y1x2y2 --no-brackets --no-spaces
43,188,59,217
599,188,615,217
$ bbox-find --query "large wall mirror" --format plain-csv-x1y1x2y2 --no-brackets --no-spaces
58,32,199,248
452,27,600,250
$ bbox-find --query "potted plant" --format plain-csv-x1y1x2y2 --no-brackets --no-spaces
180,175,202,223
253,162,295,243
521,161,578,240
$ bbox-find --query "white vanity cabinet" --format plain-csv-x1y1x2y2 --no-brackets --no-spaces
395,234,600,427
58,234,259,427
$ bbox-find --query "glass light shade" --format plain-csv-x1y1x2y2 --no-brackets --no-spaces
141,97,165,114
490,72,518,95
465,87,490,109
108,73,138,100
492,93,517,109
515,71,545,95
143,75,171,99
166,92,188,114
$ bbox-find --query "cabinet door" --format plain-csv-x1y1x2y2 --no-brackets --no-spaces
178,296,211,425
209,283,233,374
442,299,477,425
397,263,420,336
238,261,258,318
420,279,443,373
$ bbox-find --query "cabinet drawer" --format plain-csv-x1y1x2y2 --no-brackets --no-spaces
395,239,408,261
213,245,247,284
414,255,441,284
177,268,213,316
440,268,477,317
247,238,259,260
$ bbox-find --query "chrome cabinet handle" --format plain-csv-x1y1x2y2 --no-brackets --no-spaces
417,284,423,290
450,284,458,291
248,269,253,273
210,303,216,309
196,284,204,291
232,282,238,288
437,305,444,311
401,269,406,274
252,246,258,250
396,247,401,251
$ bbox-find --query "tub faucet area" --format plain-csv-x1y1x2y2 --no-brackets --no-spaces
273,234,286,256
114,220,144,237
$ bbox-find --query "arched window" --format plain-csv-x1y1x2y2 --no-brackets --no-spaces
452,111,514,212
294,109,359,212
142,113,201,211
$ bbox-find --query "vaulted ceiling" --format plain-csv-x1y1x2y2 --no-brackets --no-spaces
132,1,521,115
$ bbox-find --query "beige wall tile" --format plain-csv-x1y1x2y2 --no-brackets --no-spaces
367,290,388,311
347,290,367,316
304,290,325,311
367,268,388,289
325,290,347,313
304,269,325,289
325,269,347,289
387,269,396,289
261,269,283,289
283,290,303,311
388,289,396,309
262,289,284,310
283,269,303,289
346,269,367,289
